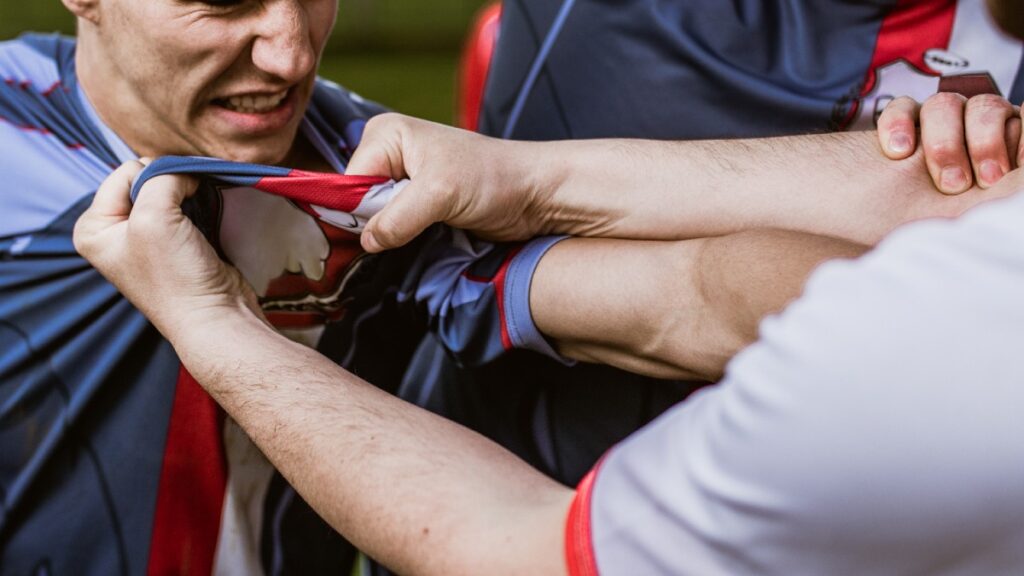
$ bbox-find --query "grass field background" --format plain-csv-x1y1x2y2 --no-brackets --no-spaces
0,0,490,124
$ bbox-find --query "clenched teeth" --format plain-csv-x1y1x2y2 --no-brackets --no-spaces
222,90,288,113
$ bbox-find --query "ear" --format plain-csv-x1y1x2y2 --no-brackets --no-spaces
61,0,101,24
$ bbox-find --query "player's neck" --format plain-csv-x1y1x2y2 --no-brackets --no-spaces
282,132,336,173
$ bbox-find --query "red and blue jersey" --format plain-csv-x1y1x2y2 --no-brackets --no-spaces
0,34,560,574
128,155,565,357
416,0,1024,490
481,0,1024,139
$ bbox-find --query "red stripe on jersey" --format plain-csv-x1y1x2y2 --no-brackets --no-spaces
836,0,957,128
458,2,503,131
0,115,88,150
492,245,524,350
565,467,601,576
253,172,389,212
862,0,957,95
147,366,227,576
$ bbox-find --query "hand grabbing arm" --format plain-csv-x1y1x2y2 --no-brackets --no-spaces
74,162,573,576
877,93,1022,192
347,114,1007,252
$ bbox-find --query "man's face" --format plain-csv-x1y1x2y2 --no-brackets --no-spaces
78,0,337,165
988,0,1024,39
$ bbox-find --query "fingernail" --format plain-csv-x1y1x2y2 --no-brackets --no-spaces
979,160,1004,187
940,166,968,193
362,230,380,253
889,133,912,155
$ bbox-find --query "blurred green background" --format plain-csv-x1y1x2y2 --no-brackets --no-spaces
0,0,492,123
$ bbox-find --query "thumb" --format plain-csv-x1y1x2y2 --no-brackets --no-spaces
877,96,920,160
361,179,451,252
131,173,201,215
347,120,407,180
89,160,145,219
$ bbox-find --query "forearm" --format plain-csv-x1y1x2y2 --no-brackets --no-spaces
530,131,1003,245
530,231,867,380
168,311,571,576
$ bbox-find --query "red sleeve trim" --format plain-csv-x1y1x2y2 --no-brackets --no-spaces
492,245,525,350
565,466,601,576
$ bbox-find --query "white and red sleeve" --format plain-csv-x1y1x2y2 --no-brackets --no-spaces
565,191,1024,575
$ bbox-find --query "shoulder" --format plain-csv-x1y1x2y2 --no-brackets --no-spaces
306,78,388,142
301,78,389,164
311,77,387,117
0,34,114,238
0,34,73,89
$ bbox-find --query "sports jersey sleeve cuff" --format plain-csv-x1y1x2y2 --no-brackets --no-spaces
502,235,575,364
565,466,601,576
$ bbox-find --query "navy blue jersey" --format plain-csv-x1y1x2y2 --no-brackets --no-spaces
0,33,385,575
482,0,1024,139
0,34,559,575
404,0,1024,488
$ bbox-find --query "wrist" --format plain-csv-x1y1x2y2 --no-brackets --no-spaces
159,292,267,350
534,140,624,236
514,140,600,236
166,300,278,383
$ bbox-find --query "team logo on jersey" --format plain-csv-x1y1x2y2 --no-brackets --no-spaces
923,49,970,74
213,185,372,330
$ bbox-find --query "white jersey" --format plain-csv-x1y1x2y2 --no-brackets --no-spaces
566,186,1024,575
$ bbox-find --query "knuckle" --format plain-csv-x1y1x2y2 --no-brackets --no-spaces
881,96,917,117
432,180,455,201
967,95,1014,124
71,221,91,256
365,113,399,133
922,92,967,113
967,93,1012,113
372,215,402,246
362,114,385,134
128,210,163,241
419,179,446,200
877,110,911,132
923,139,964,161
379,112,409,128
966,131,1004,156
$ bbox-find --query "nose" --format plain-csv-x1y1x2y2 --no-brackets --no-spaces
251,0,317,83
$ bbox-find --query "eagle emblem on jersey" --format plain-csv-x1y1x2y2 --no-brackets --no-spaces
216,185,371,330
137,159,406,345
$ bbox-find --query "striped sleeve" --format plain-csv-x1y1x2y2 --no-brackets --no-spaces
565,466,601,576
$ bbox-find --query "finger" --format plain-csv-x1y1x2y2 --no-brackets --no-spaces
88,160,145,218
877,96,919,159
920,92,971,194
131,173,200,215
361,179,452,252
346,113,409,180
1009,112,1023,169
964,94,1017,188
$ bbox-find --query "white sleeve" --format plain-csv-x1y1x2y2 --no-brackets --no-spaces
568,192,1024,576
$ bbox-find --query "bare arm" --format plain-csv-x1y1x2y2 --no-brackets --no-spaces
71,162,866,576
184,312,572,576
534,132,975,244
530,231,867,381
345,115,1011,252
73,163,572,576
